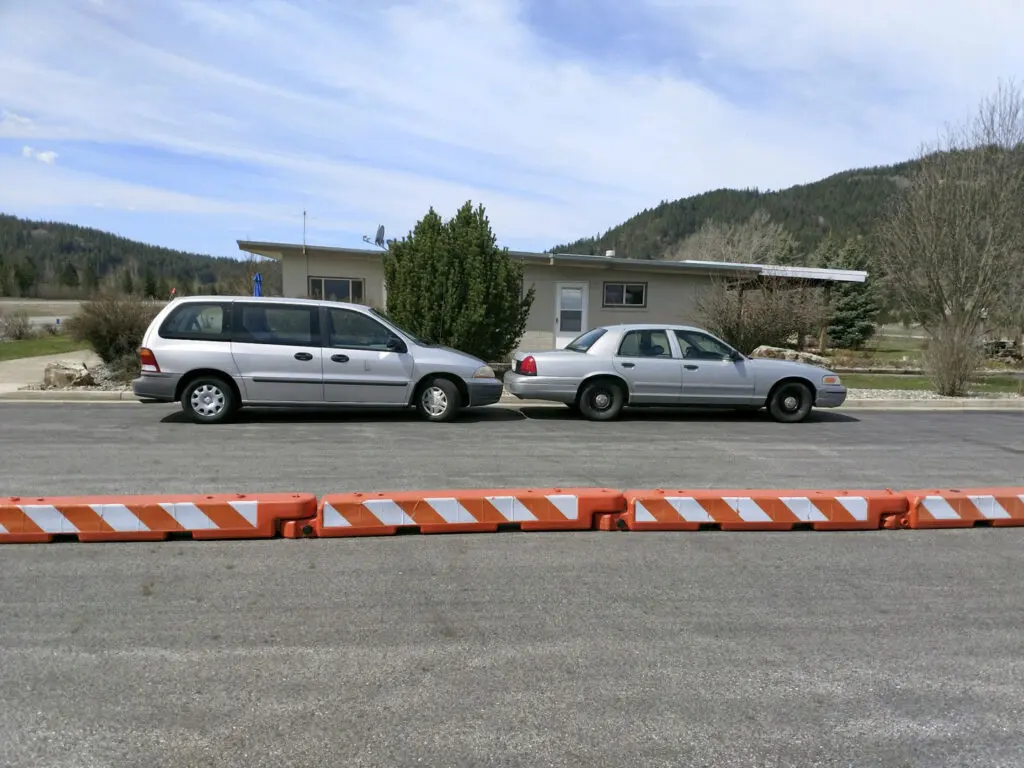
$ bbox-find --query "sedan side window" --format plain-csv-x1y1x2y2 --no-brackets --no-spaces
617,329,672,358
675,330,734,360
328,309,395,350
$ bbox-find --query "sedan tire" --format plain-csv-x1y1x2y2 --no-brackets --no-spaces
181,376,237,424
578,379,626,421
767,381,814,423
416,377,461,422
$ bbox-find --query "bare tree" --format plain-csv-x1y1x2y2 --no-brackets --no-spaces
668,209,799,265
876,80,1024,396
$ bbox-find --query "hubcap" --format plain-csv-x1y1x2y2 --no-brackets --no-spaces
422,386,449,417
782,394,800,411
593,390,612,410
191,384,226,417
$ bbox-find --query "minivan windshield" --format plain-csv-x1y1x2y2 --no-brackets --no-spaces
370,307,434,346
565,327,606,352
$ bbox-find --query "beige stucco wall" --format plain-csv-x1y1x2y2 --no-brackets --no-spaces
281,251,713,352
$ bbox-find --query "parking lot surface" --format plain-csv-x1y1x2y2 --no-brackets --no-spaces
0,403,1021,497
2,404,1023,767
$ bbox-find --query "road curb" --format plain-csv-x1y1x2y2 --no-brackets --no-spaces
0,389,138,402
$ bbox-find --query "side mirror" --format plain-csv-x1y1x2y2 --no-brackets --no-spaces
729,349,743,362
386,336,407,353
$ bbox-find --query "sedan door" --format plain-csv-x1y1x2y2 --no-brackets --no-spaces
674,329,756,405
612,328,683,404
322,307,414,405
229,302,325,403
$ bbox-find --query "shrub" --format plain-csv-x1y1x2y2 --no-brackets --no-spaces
65,295,162,365
0,310,35,341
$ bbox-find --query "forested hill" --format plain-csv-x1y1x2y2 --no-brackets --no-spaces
0,214,281,298
551,158,920,261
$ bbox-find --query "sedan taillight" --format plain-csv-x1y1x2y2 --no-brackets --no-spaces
517,355,537,376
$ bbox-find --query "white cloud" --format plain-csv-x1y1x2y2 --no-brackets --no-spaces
0,0,1021,253
20,145,58,164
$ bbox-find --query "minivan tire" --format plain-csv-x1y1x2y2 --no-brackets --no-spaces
181,376,237,424
415,377,461,422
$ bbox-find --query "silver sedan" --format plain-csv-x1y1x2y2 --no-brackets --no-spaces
503,324,847,422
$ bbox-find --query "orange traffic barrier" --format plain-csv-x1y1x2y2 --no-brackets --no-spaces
315,487,625,537
0,492,317,543
903,487,1024,529
618,488,908,531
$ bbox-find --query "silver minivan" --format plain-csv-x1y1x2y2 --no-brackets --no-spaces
132,296,504,423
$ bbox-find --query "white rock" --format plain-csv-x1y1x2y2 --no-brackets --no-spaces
750,345,831,367
43,361,96,389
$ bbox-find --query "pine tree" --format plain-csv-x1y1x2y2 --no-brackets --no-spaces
143,269,158,298
121,268,135,296
826,237,881,349
382,201,535,361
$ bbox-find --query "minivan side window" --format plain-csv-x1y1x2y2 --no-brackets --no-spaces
327,308,395,350
159,302,232,341
232,303,320,347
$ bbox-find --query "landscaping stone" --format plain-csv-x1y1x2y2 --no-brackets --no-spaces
750,345,831,367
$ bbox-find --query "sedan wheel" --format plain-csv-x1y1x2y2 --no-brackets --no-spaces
578,379,625,421
767,381,813,423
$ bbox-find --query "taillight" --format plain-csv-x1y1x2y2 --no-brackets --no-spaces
518,355,537,376
139,347,160,373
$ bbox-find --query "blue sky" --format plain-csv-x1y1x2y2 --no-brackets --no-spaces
1,0,1022,259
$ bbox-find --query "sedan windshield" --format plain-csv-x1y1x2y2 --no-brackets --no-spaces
565,327,606,352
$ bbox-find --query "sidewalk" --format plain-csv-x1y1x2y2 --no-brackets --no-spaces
0,350,101,396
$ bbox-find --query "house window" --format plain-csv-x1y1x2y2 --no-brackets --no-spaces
603,281,647,308
308,276,365,304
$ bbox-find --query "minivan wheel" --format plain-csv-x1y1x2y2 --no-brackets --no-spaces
416,377,461,422
578,379,625,421
182,376,237,424
767,381,814,423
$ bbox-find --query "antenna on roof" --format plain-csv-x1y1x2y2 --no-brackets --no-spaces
362,224,387,250
302,210,307,255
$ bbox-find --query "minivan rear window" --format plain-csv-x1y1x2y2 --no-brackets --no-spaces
159,302,232,341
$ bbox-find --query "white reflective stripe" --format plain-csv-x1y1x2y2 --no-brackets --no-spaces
91,503,148,531
362,499,413,526
485,496,536,522
634,501,657,523
321,502,351,528
665,497,713,522
0,521,7,533
160,502,218,529
546,494,578,520
228,500,259,526
723,497,772,522
835,496,869,521
920,496,961,520
967,495,1011,519
21,505,76,533
423,498,473,524
780,497,829,522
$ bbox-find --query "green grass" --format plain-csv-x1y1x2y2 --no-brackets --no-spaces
0,334,90,362
842,372,1024,395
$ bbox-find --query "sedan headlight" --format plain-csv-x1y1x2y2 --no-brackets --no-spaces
472,365,495,379
822,374,842,386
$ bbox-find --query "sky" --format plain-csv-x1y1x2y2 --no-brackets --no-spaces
1,0,1022,259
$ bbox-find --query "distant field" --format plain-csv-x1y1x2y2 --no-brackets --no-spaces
0,299,84,318
0,335,89,361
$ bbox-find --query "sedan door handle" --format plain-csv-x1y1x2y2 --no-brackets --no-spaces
294,352,314,361
330,354,349,363
684,364,699,370
620,362,635,368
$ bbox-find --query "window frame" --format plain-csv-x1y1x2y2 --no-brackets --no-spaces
602,281,648,309
324,306,398,351
616,328,674,359
308,276,366,304
674,329,736,361
158,301,233,342
230,301,322,347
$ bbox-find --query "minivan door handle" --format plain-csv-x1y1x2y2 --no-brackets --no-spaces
330,354,349,363
620,362,635,368
294,352,314,361
684,364,699,370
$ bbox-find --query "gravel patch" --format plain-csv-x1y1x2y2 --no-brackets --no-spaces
848,388,1023,400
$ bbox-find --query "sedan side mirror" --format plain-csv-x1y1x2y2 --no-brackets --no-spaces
729,349,743,362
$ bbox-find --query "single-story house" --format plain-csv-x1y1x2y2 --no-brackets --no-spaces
236,240,867,351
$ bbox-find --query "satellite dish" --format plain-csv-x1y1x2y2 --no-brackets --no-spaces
374,225,386,247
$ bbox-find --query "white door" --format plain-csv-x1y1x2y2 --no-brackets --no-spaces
555,283,588,348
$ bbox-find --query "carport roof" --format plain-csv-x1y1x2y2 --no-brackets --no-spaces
236,240,867,284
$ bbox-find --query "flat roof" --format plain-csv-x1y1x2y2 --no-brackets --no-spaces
237,240,867,284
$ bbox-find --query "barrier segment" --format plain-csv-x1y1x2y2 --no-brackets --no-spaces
315,487,625,537
619,488,908,531
904,488,1024,529
0,493,317,543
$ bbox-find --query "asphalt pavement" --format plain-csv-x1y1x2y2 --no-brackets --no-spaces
0,403,1020,497
2,404,1024,767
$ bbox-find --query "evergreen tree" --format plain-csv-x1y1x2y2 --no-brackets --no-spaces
59,260,80,288
383,201,535,362
143,269,158,298
121,268,135,296
826,238,881,349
